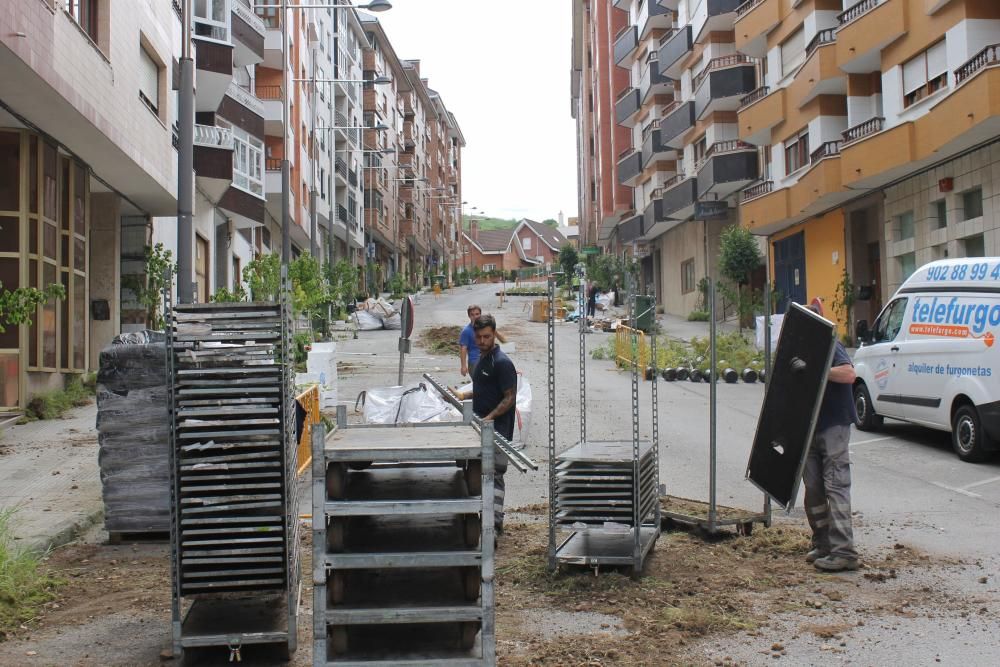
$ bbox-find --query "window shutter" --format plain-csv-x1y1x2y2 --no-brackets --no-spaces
927,40,948,80
139,47,159,111
781,28,805,76
902,55,927,95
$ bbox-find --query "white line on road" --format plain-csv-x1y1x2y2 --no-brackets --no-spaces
850,436,897,445
962,474,1000,490
930,481,982,498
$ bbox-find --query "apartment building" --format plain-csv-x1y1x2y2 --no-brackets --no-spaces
0,0,182,410
571,0,636,252
735,0,1000,334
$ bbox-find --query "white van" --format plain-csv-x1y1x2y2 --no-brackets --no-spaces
853,257,1000,462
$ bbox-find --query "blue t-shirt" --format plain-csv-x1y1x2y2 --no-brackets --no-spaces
460,323,480,366
817,342,858,430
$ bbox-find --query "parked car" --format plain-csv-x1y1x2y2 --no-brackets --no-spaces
853,257,1000,462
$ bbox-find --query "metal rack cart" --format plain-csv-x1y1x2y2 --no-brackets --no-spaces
548,273,660,576
312,408,496,666
165,294,299,662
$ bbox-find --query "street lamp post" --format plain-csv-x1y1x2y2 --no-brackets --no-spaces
177,0,195,303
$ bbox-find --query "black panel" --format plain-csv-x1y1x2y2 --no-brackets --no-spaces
661,177,697,219
614,25,638,66
659,101,695,147
615,88,640,125
641,129,668,167
617,151,642,185
695,65,757,119
658,25,692,74
697,151,759,196
747,303,836,509
708,0,743,15
618,214,644,243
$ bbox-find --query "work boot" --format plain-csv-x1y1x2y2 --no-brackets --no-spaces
814,555,859,572
805,548,827,564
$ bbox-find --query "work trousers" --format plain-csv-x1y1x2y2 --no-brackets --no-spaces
495,450,508,533
803,423,857,559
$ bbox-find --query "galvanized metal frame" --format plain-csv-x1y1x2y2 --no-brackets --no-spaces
312,409,496,665
167,269,299,661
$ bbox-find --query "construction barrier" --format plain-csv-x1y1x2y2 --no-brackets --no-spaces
296,384,321,475
615,324,649,369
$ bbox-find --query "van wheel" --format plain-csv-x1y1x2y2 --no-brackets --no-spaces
854,383,883,431
952,404,991,463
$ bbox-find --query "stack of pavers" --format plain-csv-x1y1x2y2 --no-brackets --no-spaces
554,440,657,529
96,331,169,536
167,300,299,638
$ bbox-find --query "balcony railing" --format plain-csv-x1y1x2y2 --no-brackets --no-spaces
255,84,282,101
838,0,880,26
705,139,754,159
335,157,348,178
842,117,885,145
810,140,842,162
955,43,1000,85
742,180,773,201
615,86,635,103
805,28,836,58
233,0,266,37
693,54,755,91
265,158,281,171
662,172,687,190
226,81,265,116
193,124,234,149
735,0,765,18
739,85,769,109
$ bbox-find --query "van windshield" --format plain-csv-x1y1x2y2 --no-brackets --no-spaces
873,298,908,344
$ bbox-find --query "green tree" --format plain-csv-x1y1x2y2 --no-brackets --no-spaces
718,225,764,331
325,259,358,314
288,254,328,320
542,218,558,228
242,252,281,301
122,243,175,329
558,244,579,283
0,283,66,334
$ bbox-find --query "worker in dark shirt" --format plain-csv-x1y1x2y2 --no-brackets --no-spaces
804,300,859,572
453,314,516,534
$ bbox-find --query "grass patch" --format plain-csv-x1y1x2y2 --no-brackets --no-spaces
0,509,62,637
419,326,463,356
24,373,96,421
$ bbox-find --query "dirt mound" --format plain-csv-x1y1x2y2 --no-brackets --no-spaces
420,326,462,356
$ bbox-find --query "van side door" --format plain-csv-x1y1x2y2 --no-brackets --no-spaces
867,297,909,420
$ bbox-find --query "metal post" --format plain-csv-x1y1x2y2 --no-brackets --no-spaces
280,5,291,265
578,264,586,446
546,276,557,572
628,272,641,572
706,228,718,531
762,239,773,524
177,0,194,304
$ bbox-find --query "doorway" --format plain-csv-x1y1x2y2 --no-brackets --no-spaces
773,232,806,313
195,234,210,304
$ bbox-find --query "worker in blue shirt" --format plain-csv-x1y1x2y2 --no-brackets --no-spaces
459,304,482,378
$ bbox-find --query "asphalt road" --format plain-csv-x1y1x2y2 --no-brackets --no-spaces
343,282,1000,565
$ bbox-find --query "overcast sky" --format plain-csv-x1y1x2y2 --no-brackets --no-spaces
371,1,579,224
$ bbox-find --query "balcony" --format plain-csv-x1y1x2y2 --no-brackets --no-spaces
617,149,642,187
642,196,667,234
614,25,638,66
264,161,295,223
639,55,672,104
638,0,672,40
836,0,907,74
231,0,265,67
696,140,759,199
697,0,745,42
738,86,783,145
660,175,698,221
659,101,695,148
788,31,844,106
840,64,1000,189
734,0,780,58
693,56,757,119
956,43,1000,85
659,25,692,79
615,87,642,126
225,80,265,118
256,84,283,135
641,128,673,168
193,124,234,199
618,214,644,244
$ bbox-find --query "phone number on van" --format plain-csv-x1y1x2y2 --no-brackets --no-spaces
925,262,1000,282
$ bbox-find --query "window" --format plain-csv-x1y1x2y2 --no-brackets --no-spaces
220,122,264,197
483,263,496,272
232,255,241,292
761,144,773,180
681,258,696,294
902,41,947,107
873,298,908,344
780,27,805,77
898,253,916,282
66,0,98,43
522,236,532,251
139,44,160,116
964,234,985,258
962,188,983,220
784,128,809,175
932,199,947,230
896,211,914,240
693,135,708,167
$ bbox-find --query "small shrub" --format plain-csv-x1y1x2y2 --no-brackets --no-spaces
24,374,96,420
0,508,62,634
687,310,709,322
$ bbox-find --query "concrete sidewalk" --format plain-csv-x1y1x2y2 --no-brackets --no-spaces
0,403,103,552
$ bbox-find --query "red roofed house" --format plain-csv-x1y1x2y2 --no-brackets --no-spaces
462,219,568,276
